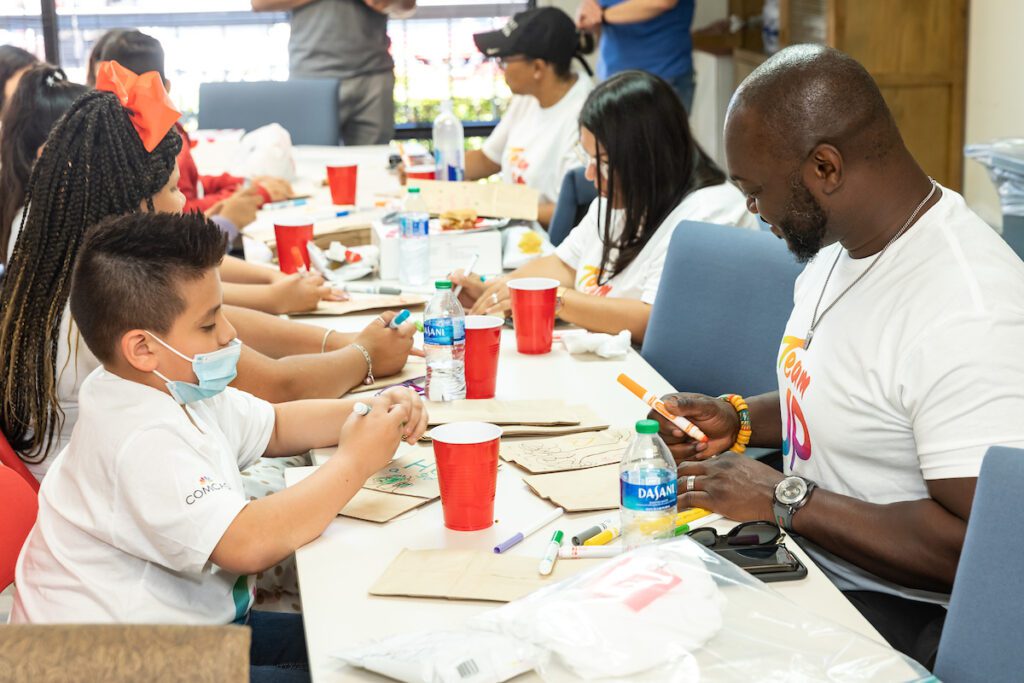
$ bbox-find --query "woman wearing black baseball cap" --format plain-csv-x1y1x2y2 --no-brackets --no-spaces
466,8,595,226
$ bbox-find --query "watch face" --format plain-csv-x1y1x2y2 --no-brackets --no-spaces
776,477,808,505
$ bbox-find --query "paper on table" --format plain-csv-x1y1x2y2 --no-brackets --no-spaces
362,448,439,499
369,549,601,602
289,293,426,317
285,464,435,522
522,464,620,512
426,399,581,427
406,179,539,221
501,428,631,474
348,356,426,394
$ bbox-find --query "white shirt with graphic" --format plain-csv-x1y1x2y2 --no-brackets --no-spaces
11,368,274,624
555,182,756,304
482,73,594,205
777,185,1024,603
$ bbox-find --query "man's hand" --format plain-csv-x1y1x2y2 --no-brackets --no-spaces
648,393,739,463
677,452,784,521
576,0,603,30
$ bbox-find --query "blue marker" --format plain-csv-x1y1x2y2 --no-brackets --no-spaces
263,197,308,210
389,309,411,329
316,209,351,220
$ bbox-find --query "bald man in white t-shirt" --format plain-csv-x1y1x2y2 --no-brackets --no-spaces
652,45,1024,668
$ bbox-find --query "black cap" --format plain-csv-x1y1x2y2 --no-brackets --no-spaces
473,8,578,66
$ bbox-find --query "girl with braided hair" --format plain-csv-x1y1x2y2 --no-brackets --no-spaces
0,70,416,481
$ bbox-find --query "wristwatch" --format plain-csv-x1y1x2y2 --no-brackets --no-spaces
772,476,816,531
554,286,568,316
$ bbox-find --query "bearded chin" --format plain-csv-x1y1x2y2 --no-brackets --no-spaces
779,220,827,263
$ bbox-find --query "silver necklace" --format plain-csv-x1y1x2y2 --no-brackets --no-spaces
804,178,937,350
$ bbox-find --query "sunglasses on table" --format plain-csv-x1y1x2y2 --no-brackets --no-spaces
686,521,782,549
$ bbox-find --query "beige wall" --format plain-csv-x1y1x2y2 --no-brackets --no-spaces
963,0,1024,229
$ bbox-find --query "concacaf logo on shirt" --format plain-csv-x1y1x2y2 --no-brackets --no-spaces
185,475,231,505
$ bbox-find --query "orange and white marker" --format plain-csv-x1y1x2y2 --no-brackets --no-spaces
617,373,709,443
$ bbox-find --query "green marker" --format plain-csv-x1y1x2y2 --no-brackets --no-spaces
415,320,424,333
674,523,691,537
538,530,564,576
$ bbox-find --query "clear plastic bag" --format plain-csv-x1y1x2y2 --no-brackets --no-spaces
337,539,931,682
965,138,1024,217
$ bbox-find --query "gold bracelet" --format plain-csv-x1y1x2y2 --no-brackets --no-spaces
320,328,335,354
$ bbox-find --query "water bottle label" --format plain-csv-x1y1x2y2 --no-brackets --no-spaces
621,477,677,512
400,215,429,237
424,318,465,345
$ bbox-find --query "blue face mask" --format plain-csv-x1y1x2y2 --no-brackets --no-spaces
148,333,242,404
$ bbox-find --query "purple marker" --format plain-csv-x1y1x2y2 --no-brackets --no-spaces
493,507,564,554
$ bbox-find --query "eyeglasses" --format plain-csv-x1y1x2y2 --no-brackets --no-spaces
686,521,782,549
574,142,609,178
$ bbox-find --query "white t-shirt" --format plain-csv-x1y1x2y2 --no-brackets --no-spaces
777,185,1024,603
481,73,594,205
9,207,102,481
555,182,756,304
10,368,275,625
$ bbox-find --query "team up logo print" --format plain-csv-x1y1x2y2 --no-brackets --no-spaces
778,336,813,469
185,474,231,505
576,265,613,297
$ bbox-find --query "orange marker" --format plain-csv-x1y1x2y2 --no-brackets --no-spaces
617,373,708,443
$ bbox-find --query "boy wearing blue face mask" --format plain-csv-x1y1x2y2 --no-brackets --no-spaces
10,212,427,680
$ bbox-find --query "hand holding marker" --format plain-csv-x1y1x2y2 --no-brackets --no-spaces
617,373,708,443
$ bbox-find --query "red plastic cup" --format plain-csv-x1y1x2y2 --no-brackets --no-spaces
508,277,559,355
431,422,502,531
406,164,436,181
464,315,503,399
273,220,314,274
326,164,358,205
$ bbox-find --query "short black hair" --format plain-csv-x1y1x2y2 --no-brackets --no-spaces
99,30,165,80
70,212,227,364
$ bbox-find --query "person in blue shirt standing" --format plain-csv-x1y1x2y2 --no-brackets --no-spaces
576,0,696,110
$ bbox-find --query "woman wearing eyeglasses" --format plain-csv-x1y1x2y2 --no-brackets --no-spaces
452,70,756,344
464,8,595,227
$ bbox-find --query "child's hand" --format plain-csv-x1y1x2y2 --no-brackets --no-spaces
208,189,262,229
338,396,409,477
270,272,335,313
352,311,415,377
253,176,294,202
380,386,428,442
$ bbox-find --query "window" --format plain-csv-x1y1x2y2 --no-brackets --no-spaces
2,0,530,138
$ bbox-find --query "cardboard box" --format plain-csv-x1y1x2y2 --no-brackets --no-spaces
372,220,503,280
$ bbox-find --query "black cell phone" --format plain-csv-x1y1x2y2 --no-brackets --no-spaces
712,543,808,583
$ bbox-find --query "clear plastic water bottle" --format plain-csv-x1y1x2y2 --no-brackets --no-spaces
433,100,464,182
620,419,678,549
399,187,430,286
424,280,466,401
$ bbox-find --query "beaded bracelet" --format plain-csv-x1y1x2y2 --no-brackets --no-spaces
350,343,375,386
719,394,752,454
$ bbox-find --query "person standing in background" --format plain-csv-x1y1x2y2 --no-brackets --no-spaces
575,0,696,111
252,0,415,145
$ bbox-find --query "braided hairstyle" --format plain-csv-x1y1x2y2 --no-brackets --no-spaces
0,89,181,462
0,64,89,263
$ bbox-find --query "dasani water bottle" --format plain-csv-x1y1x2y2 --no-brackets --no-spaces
424,280,466,401
399,187,430,286
620,419,678,549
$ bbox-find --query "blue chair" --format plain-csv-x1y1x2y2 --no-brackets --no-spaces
642,221,802,398
548,166,598,246
198,79,341,146
934,446,1024,682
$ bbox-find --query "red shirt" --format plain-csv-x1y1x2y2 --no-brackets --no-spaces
175,123,246,213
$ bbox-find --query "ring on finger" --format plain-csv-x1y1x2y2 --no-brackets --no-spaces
491,293,499,305
685,475,697,493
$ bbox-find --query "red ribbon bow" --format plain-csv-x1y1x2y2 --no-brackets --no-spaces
94,60,181,153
